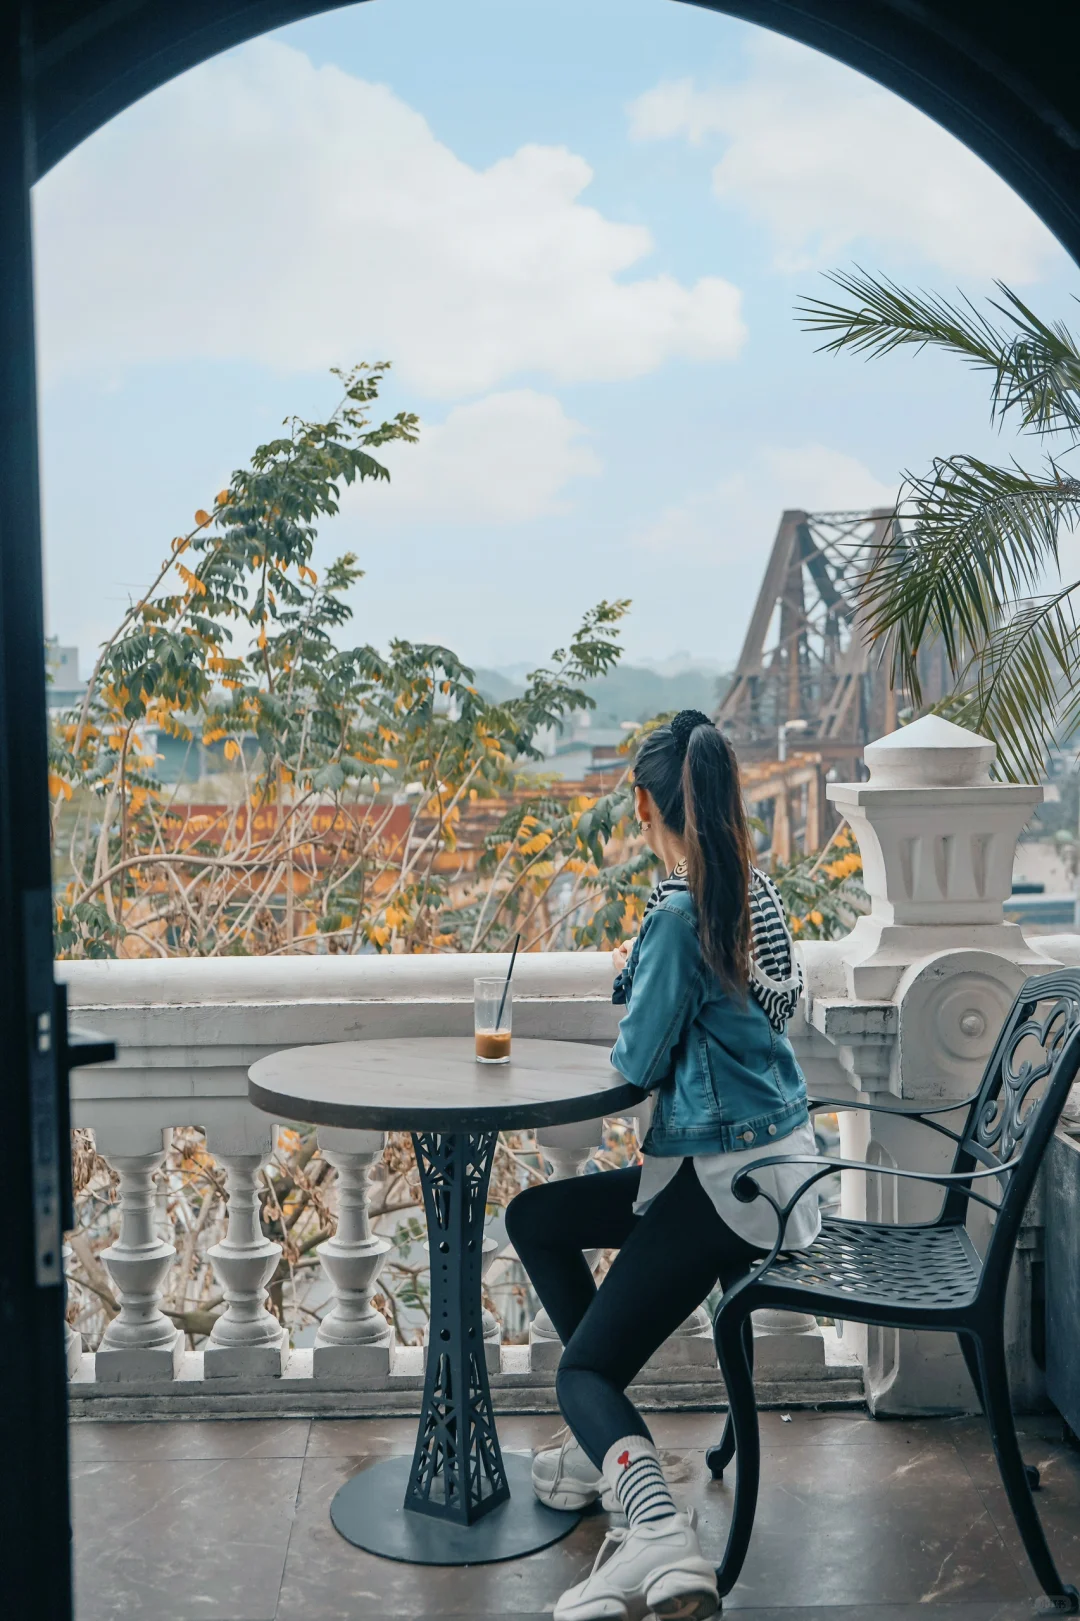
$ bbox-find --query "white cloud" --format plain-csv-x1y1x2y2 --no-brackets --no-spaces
628,37,1063,281
359,390,601,524
33,38,746,395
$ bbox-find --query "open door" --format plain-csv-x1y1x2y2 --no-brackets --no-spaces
1,11,77,1616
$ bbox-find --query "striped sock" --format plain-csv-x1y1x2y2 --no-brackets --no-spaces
602,1435,677,1526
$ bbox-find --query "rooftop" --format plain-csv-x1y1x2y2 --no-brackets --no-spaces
72,1408,1080,1620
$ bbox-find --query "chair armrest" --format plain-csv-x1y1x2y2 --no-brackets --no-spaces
808,1093,978,1118
732,1151,1015,1232
806,1092,979,1150
713,1151,1017,1315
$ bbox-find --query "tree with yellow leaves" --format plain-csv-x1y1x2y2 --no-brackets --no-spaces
49,363,642,960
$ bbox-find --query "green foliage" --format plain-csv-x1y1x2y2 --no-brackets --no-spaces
798,270,1080,781
768,825,866,941
49,365,641,959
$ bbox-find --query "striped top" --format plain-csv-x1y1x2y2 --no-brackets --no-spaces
613,862,803,1032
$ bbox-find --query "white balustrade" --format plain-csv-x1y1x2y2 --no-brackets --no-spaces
314,1127,394,1379
62,1241,83,1378
73,905,1025,1412
94,1126,184,1382
203,1120,288,1379
480,1234,502,1372
751,1308,827,1372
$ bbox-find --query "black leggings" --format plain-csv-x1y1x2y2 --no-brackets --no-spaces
505,1159,763,1469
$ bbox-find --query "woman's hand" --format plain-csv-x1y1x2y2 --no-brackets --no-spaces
612,938,635,976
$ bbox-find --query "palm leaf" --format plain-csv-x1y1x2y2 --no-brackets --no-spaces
862,461,1080,704
797,270,1080,437
947,587,1080,781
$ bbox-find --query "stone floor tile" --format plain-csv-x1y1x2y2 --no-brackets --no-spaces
945,1415,1080,1494
71,1414,1077,1620
719,1607,1040,1620
72,1454,303,1621
305,1412,561,1458
692,1463,1029,1607
754,1434,972,1492
975,1480,1080,1602
648,1407,952,1452
305,1419,415,1457
275,1452,609,1619
71,1418,311,1463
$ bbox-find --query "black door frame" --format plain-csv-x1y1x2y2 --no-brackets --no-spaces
5,3,1080,1617
1,8,75,1618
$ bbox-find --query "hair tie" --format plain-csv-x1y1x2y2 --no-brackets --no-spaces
670,708,714,758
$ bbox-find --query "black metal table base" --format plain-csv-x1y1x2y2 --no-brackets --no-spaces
331,1129,581,1565
406,1130,508,1525
330,1453,582,1565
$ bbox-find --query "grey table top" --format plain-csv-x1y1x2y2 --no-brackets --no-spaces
248,1035,642,1133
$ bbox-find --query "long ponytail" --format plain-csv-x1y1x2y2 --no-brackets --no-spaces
633,711,753,997
681,723,753,996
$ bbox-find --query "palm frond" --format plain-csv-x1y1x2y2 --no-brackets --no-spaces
862,460,1080,702
797,270,1080,438
949,587,1080,781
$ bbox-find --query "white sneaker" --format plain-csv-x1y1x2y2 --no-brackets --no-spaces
553,1510,719,1621
532,1431,617,1511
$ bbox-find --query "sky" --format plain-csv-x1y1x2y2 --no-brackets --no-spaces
32,0,1080,677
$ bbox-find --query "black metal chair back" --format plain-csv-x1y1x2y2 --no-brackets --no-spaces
708,965,1080,1615
942,970,1080,1293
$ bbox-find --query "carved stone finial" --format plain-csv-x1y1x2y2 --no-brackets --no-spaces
863,715,996,788
827,716,1043,1000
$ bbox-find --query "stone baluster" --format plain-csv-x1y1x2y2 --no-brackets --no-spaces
94,1126,184,1382
528,1119,604,1371
480,1235,502,1372
63,1241,83,1378
314,1127,394,1379
204,1118,288,1378
749,1307,826,1374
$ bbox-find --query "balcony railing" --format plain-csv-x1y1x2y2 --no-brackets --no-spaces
62,948,862,1418
61,715,1080,1421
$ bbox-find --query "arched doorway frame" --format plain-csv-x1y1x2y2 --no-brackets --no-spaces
30,0,1080,261
4,3,1080,1617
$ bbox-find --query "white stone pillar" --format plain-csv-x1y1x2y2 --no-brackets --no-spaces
750,1307,826,1373
828,715,1044,1011
823,715,1047,1414
204,1118,288,1378
313,1127,394,1379
94,1126,184,1382
63,1241,83,1378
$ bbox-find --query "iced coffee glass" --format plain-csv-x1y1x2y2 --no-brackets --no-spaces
474,978,512,1063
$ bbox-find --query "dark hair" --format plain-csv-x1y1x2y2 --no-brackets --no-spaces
633,710,753,997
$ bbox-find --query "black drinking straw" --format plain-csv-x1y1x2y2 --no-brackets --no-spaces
495,933,520,1031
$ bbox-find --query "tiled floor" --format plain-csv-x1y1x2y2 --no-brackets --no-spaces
71,1409,1080,1620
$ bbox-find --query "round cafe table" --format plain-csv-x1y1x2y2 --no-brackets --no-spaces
248,1035,640,1566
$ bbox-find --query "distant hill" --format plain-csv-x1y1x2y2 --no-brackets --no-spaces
473,663,731,727
472,667,523,703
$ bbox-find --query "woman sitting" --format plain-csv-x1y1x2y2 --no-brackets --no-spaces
506,709,820,1621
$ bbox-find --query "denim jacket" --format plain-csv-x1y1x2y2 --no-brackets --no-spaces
610,888,809,1157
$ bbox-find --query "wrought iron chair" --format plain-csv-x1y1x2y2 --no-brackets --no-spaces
708,968,1080,1615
